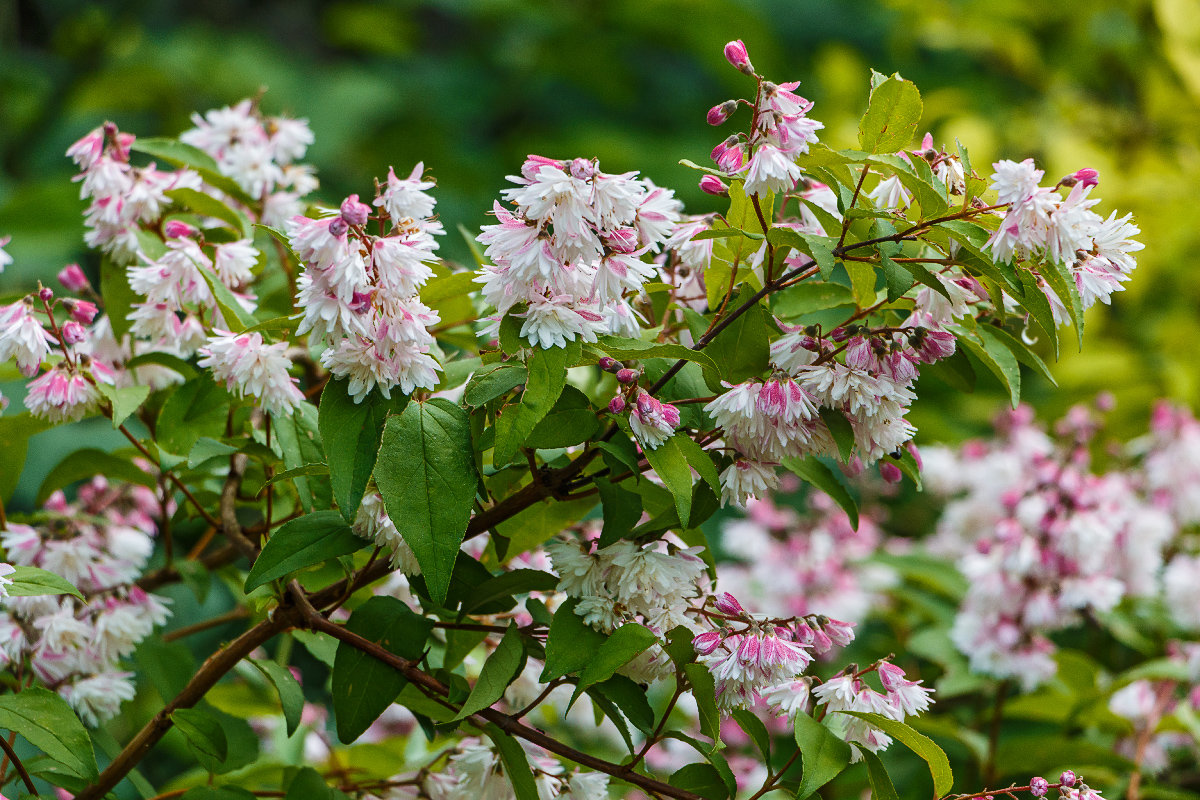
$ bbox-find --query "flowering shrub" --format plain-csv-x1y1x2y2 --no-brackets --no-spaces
0,39,1163,800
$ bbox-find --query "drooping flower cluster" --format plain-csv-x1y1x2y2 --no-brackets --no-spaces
475,155,682,349
197,330,303,416
289,169,444,401
707,41,825,197
180,98,319,226
0,476,171,726
985,160,1142,316
811,659,933,758
351,491,421,574
923,403,1175,690
421,741,609,800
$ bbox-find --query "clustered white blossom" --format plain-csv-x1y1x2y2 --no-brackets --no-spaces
420,740,609,800
351,491,421,574
198,329,303,416
475,155,682,349
812,660,933,759
289,168,444,402
0,476,171,726
924,403,1176,690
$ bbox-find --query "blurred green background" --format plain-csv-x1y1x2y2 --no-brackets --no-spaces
2,0,1200,500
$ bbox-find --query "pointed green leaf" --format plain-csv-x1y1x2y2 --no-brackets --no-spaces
172,707,228,768
455,625,527,720
0,687,97,780
245,511,365,591
493,342,579,466
861,750,901,800
859,75,922,154
834,710,953,796
794,712,853,800
541,598,605,681
250,658,305,737
6,566,84,601
571,623,659,705
785,456,858,529
319,378,407,521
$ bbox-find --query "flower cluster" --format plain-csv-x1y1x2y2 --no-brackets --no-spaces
707,40,825,197
475,155,682,349
0,476,171,725
422,741,609,800
924,403,1175,689
180,98,319,226
985,159,1142,316
812,659,933,758
289,167,444,401
351,491,421,574
197,329,303,416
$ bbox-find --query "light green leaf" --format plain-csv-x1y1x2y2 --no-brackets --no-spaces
858,75,922,154
861,750,900,800
0,687,97,779
7,565,84,601
96,383,150,429
794,712,853,800
834,710,954,797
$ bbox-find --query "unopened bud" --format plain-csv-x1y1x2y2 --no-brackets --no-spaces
598,356,620,372
57,264,90,293
699,175,729,196
714,142,745,173
340,194,371,227
706,100,738,126
1030,778,1049,797
615,368,639,385
1062,168,1099,189
328,218,349,238
723,40,754,74
1059,772,1077,788
879,461,902,484
713,592,744,615
607,395,626,414
164,220,199,239
65,299,98,325
61,320,87,345
38,286,54,303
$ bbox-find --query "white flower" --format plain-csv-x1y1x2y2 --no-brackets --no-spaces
198,330,304,416
60,672,137,727
0,300,53,377
743,144,803,196
353,492,422,574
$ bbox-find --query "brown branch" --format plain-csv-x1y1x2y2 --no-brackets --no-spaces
0,728,36,794
221,453,259,560
162,607,252,642
289,584,704,800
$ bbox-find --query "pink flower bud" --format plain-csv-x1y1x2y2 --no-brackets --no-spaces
164,220,199,239
906,441,923,470
876,661,907,692
1030,778,1049,797
61,321,87,345
328,217,349,238
348,290,373,314
1070,168,1099,189
699,175,729,196
706,100,738,126
879,461,903,484
615,368,639,385
598,356,620,372
607,395,626,414
340,194,371,227
65,299,98,325
724,40,754,74
635,390,658,417
38,286,54,303
57,264,90,292
713,592,744,615
1059,772,1077,788
714,142,745,173
693,631,722,656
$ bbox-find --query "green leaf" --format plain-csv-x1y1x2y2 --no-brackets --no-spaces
421,270,478,306
591,675,654,733
455,625,526,720
526,386,599,449
244,511,366,591
570,623,659,704
640,433,698,529
861,750,901,800
483,724,541,800
879,252,916,302
274,401,327,512
768,229,838,280
592,335,720,374
262,462,329,487
670,763,729,800
126,350,198,379
172,707,228,768
319,378,408,521
785,457,858,529
845,260,878,307
197,264,258,331
180,788,257,800
731,709,771,762
597,477,643,547
0,413,54,502
978,324,1057,386
249,658,305,737
0,687,98,779
664,731,737,795
540,598,605,681
375,399,479,606
332,596,433,742
952,325,1021,408
97,383,150,429
493,342,579,466
834,711,953,797
794,712,853,800
37,448,156,504
858,75,922,154
167,187,251,238
772,281,856,320
286,767,355,800
157,375,232,456
819,408,857,462
7,566,84,601
465,365,528,407
460,569,559,615
684,663,721,746
1015,270,1060,358
1038,257,1085,350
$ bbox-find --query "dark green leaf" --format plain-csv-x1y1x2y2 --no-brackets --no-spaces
274,400,328,512
126,350,198,379
250,658,305,737
861,750,900,800
172,707,228,768
465,365,528,407
541,598,605,681
772,281,856,319
978,324,1057,386
592,335,720,374
375,399,479,605
570,623,659,704
834,711,953,797
1015,270,1060,358
879,252,915,302
483,724,541,800
157,375,232,456
704,285,770,383
0,687,97,780
591,675,654,733
768,229,838,280
132,138,256,204
197,264,258,331
7,566,84,601
526,386,599,449
100,256,140,340
670,763,729,800
0,414,53,502
319,378,407,521
286,767,355,800
167,187,251,237
684,663,721,746
952,326,1020,408
731,709,772,762
245,511,365,591
455,625,526,720
640,433,697,528
819,408,856,462
332,596,433,742
460,569,559,616
794,712,853,800
493,342,579,465
597,477,643,547
263,462,329,487
1038,257,1084,349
